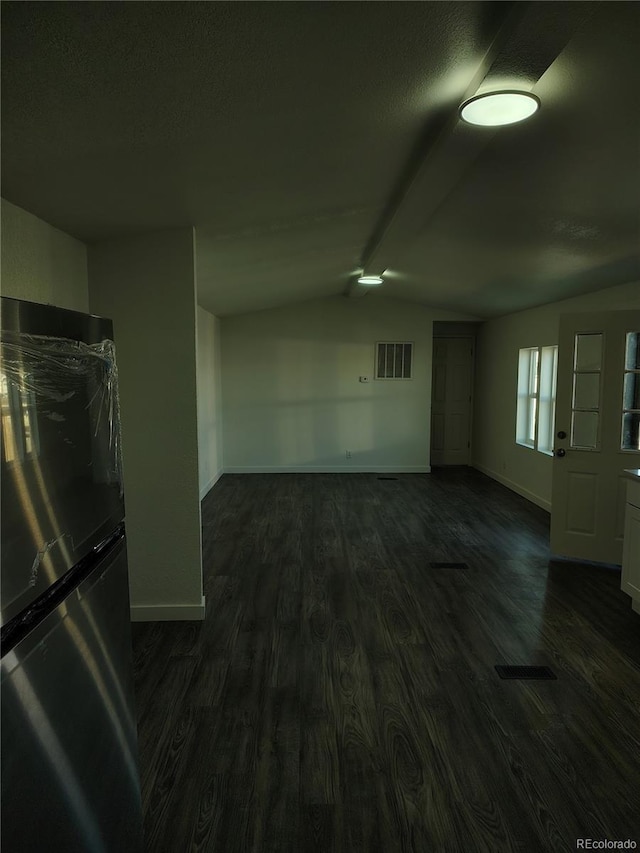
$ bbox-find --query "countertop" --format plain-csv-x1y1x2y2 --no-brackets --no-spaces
624,468,640,481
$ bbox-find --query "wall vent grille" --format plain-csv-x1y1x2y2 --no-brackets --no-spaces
376,342,413,379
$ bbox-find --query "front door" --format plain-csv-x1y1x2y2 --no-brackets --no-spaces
550,311,640,564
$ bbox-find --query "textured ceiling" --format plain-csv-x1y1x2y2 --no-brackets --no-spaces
2,1,639,318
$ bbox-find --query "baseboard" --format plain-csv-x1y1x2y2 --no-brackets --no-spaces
200,469,223,500
131,596,206,622
222,465,431,474
472,463,551,513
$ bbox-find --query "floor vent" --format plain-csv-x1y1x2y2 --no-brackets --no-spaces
430,561,468,569
495,665,557,680
377,477,398,480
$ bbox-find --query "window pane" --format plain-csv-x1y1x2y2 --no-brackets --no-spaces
571,410,599,449
528,397,537,443
377,344,385,379
538,398,555,454
573,372,601,410
623,372,640,411
529,349,539,393
625,332,640,370
574,333,603,371
540,346,558,397
622,412,640,451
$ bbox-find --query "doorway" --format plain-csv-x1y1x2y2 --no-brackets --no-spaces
430,333,475,466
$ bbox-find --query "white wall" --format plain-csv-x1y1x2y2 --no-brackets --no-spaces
89,229,205,621
473,280,640,510
221,294,476,472
1,198,88,311
197,306,223,498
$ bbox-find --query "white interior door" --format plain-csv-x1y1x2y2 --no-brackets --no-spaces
430,337,473,465
551,311,640,564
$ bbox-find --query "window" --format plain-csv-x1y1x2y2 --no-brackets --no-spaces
376,342,413,379
516,345,558,454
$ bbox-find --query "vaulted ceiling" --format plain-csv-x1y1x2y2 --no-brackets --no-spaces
2,2,639,317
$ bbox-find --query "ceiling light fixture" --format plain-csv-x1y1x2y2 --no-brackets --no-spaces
357,275,384,286
459,91,540,127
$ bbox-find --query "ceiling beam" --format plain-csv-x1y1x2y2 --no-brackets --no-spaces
356,1,600,286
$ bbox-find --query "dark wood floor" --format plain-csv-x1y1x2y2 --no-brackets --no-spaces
131,469,640,853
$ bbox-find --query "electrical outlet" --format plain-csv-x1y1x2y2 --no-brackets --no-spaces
346,450,352,459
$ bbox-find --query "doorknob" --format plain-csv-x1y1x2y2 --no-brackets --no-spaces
555,448,566,458
557,430,567,439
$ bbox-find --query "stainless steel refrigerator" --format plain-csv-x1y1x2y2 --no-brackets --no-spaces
1,297,143,852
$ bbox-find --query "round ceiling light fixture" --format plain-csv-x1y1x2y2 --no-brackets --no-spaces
357,275,384,286
459,91,540,127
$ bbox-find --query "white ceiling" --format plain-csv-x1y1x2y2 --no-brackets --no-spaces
2,2,639,318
